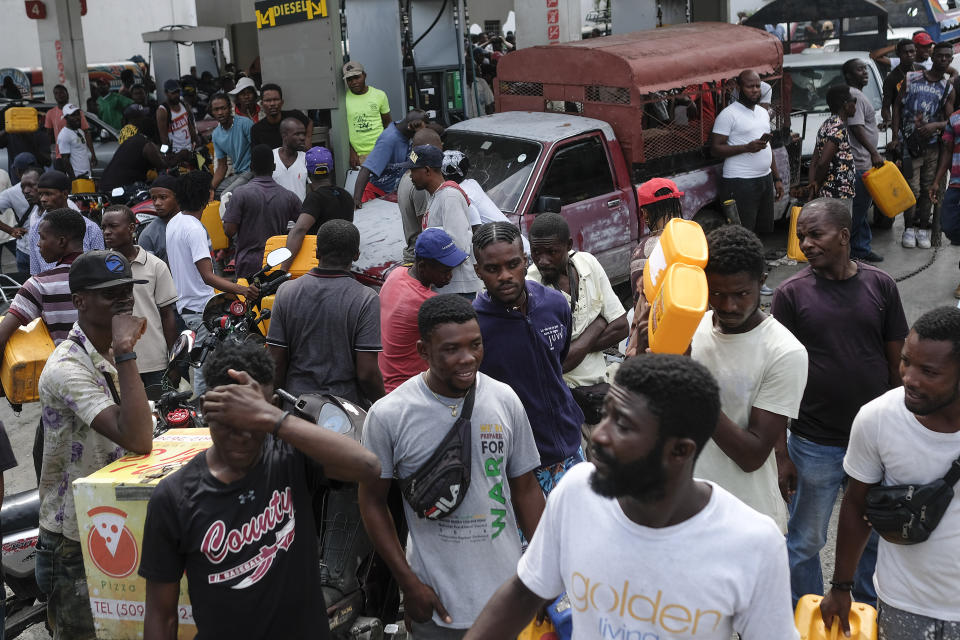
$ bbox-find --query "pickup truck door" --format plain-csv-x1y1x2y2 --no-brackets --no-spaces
529,133,634,282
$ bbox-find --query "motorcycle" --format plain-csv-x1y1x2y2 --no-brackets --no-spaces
108,183,157,239
191,247,292,370
2,489,44,639
153,329,202,436
275,389,403,639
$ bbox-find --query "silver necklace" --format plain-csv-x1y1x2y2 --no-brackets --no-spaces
423,373,462,417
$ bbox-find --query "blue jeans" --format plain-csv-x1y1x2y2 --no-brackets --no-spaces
786,434,878,606
941,186,960,245
14,247,29,274
851,172,874,256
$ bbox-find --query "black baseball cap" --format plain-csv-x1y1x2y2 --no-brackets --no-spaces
69,250,147,293
399,145,443,170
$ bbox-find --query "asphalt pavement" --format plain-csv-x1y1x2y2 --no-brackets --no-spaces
2,211,957,639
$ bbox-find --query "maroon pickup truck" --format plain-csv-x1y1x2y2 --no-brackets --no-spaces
353,22,795,285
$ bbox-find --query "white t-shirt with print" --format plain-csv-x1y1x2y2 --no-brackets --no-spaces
691,312,808,531
712,101,773,179
165,212,214,314
57,126,90,177
518,464,799,640
844,387,960,621
271,148,308,202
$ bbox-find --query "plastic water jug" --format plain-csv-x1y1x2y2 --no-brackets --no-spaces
794,594,877,640
862,161,915,218
201,200,230,251
263,235,318,278
517,617,559,640
71,178,96,194
4,106,39,134
787,205,807,262
1,317,55,404
642,218,709,303
648,263,708,354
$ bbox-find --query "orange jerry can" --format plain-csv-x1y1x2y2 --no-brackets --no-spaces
642,218,709,303
862,161,915,218
1,317,56,404
263,235,318,278
648,262,708,354
4,106,39,134
787,205,807,263
795,594,877,640
201,200,230,251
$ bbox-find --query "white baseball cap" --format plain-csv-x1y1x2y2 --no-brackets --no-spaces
62,103,80,116
228,77,258,96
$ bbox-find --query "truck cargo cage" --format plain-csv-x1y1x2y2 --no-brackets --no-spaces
495,22,788,183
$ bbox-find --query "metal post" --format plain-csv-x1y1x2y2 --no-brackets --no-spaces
36,0,89,106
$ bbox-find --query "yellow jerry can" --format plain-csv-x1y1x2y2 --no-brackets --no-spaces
262,234,318,278
201,200,230,251
1,317,56,404
642,217,709,303
648,262,708,355
862,161,915,218
4,106,39,134
795,594,877,640
788,205,808,263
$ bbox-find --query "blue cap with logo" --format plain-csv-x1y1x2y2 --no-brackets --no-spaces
69,250,147,293
415,228,469,267
400,145,444,170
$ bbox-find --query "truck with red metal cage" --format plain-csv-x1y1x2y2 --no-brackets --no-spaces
352,22,796,286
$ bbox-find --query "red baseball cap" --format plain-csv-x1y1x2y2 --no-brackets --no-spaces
637,178,684,206
913,32,934,46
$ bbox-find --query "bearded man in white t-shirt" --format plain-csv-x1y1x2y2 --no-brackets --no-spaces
465,354,799,640
691,224,808,532
711,70,784,238
820,306,960,639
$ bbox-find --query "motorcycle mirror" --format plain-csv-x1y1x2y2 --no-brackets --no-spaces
265,247,292,268
169,329,195,363
160,144,170,154
111,186,124,198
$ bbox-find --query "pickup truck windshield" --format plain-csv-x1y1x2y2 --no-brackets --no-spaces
788,65,883,113
444,131,541,213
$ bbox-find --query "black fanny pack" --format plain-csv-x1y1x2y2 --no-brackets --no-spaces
865,456,960,545
398,386,475,520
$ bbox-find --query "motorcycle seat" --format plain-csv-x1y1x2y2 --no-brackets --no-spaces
1,489,40,536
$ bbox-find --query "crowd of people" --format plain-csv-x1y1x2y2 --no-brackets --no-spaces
0,48,955,640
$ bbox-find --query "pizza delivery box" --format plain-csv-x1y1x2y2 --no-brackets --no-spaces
73,429,212,640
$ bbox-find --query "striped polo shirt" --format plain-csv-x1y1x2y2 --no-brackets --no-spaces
8,253,80,343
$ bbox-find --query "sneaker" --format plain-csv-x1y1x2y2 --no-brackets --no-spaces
861,251,884,262
760,284,774,296
917,228,932,249
902,227,917,248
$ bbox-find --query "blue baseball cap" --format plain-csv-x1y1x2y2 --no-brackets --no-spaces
400,145,443,170
305,146,333,176
415,228,468,267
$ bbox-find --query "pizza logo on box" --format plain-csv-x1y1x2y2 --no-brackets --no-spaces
87,506,139,578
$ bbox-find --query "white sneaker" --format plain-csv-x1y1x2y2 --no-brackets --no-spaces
916,228,932,249
902,227,917,248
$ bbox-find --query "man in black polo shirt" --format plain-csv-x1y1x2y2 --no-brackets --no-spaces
140,342,380,639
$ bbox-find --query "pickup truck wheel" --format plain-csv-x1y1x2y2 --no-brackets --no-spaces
692,208,728,234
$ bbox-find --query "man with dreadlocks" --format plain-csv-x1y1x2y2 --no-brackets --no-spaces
625,178,685,355
472,222,585,495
